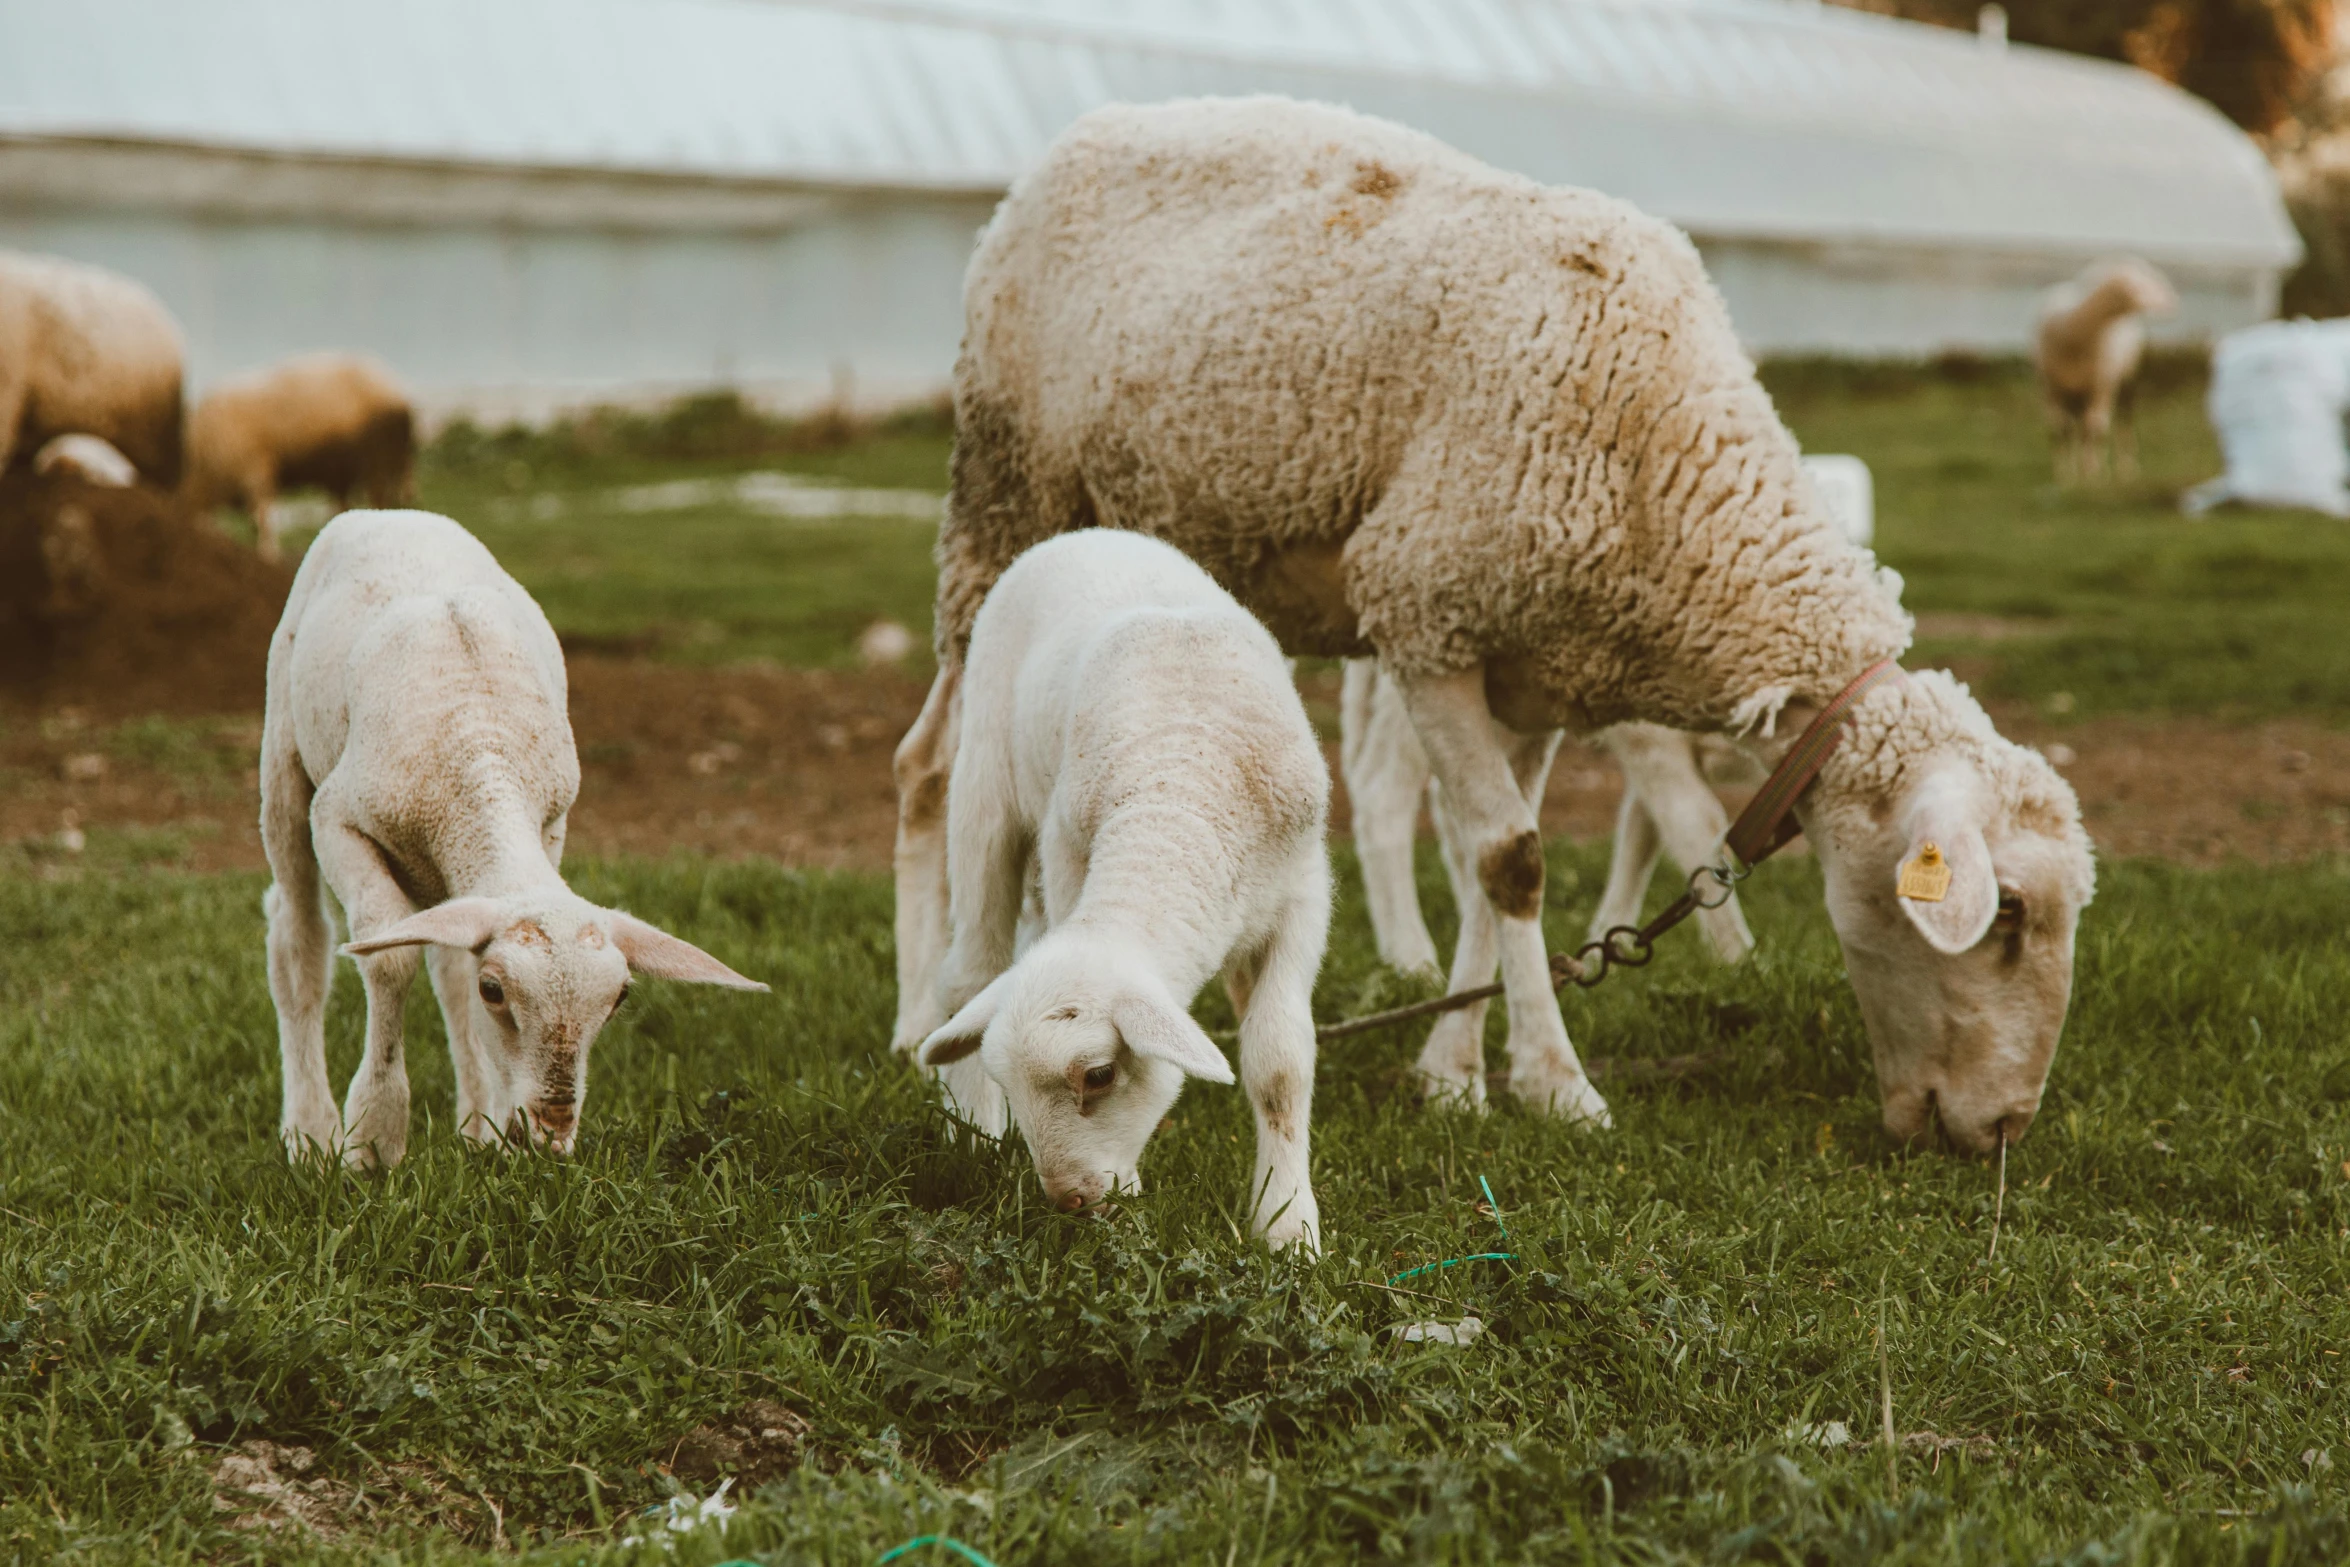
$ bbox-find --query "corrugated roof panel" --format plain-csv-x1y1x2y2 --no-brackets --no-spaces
0,0,2298,266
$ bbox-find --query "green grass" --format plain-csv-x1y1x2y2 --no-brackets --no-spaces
7,842,2350,1563
414,434,953,672
373,365,2350,722
1765,361,2350,723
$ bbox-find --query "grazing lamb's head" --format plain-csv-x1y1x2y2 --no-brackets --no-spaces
344,896,766,1151
914,930,1233,1213
1803,672,2095,1154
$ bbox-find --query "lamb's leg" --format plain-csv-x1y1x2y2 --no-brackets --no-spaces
1340,659,1442,977
425,946,504,1145
261,738,339,1162
1601,725,1755,965
1231,859,1329,1253
919,736,1033,1139
1397,669,1607,1126
311,813,421,1171
890,663,961,1053
248,475,284,564
2113,376,2141,483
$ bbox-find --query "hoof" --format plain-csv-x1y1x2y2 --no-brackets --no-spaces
1512,1068,1612,1128
1415,1068,1489,1113
280,1122,339,1165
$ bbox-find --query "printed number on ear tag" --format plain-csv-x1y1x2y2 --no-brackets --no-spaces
1897,842,1952,903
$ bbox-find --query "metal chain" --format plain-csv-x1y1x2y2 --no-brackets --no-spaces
1315,856,1752,1042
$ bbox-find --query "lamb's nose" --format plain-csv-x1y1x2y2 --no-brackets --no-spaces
530,1105,577,1146
1054,1187,1090,1213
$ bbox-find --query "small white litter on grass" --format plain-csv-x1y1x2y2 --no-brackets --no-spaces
1391,1316,1483,1346
1787,1419,1851,1450
625,1479,736,1550
858,619,918,664
594,472,945,521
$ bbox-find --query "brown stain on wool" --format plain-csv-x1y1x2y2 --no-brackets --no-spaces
1477,830,1546,920
1350,160,1403,199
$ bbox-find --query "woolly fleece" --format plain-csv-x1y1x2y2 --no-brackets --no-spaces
937,96,1913,734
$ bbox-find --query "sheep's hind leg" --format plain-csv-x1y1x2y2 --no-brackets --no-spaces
261,743,339,1162
890,663,961,1053
1601,725,1753,965
1340,660,1442,978
311,815,421,1170
1398,669,1608,1127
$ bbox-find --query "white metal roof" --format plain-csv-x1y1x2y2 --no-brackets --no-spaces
0,0,2298,266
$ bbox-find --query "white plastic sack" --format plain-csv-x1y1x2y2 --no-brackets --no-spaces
2182,318,2350,518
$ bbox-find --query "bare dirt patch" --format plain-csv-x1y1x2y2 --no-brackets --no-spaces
209,1439,494,1544
5,659,2347,876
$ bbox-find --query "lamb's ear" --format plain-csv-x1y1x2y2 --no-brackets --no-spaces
1893,782,2000,955
608,913,769,991
1113,987,1235,1085
920,974,1012,1067
342,897,508,956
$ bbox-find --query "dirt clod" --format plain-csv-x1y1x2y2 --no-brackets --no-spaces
668,1400,812,1491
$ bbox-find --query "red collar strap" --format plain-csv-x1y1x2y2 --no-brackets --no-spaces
1722,658,1907,870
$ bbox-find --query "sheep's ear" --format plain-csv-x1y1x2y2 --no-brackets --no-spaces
1113,987,1235,1085
1893,782,2000,955
920,974,1011,1067
342,897,508,956
609,912,768,991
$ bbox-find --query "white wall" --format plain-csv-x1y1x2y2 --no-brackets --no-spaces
0,153,2285,423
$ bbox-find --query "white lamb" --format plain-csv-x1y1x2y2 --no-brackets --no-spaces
901,529,1330,1251
896,98,2095,1154
263,509,767,1169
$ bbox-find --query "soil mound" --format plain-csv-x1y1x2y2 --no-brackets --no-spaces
0,468,289,714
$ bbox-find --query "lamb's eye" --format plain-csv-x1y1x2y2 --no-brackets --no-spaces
1082,1063,1116,1093
1993,892,2026,933
478,976,506,1007
610,983,632,1017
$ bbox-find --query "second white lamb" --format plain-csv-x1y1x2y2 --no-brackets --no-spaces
904,530,1330,1251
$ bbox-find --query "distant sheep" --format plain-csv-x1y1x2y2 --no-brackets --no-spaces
189,353,416,563
897,97,2095,1152
902,530,1329,1250
0,250,184,487
264,509,765,1169
2035,259,2176,483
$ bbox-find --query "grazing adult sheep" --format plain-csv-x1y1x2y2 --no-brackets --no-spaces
2035,259,2176,484
0,250,184,486
189,353,416,563
264,509,766,1169
902,530,1330,1250
896,97,2096,1152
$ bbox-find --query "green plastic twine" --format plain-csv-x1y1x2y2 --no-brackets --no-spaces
1388,1251,1517,1285
1478,1175,1507,1237
875,1536,1003,1567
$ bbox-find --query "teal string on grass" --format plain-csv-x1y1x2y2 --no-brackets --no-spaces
1477,1174,1507,1236
1389,1252,1516,1285
876,1536,1003,1567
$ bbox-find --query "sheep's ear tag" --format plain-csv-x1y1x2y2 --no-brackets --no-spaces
1897,842,1952,903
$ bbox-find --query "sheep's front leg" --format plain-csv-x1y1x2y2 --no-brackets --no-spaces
1397,669,1608,1127
1340,660,1442,977
425,946,506,1145
1230,869,1329,1253
890,664,961,1053
261,743,338,1162
312,818,421,1170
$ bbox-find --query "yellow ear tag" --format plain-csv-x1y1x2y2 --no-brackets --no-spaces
1897,842,1952,902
